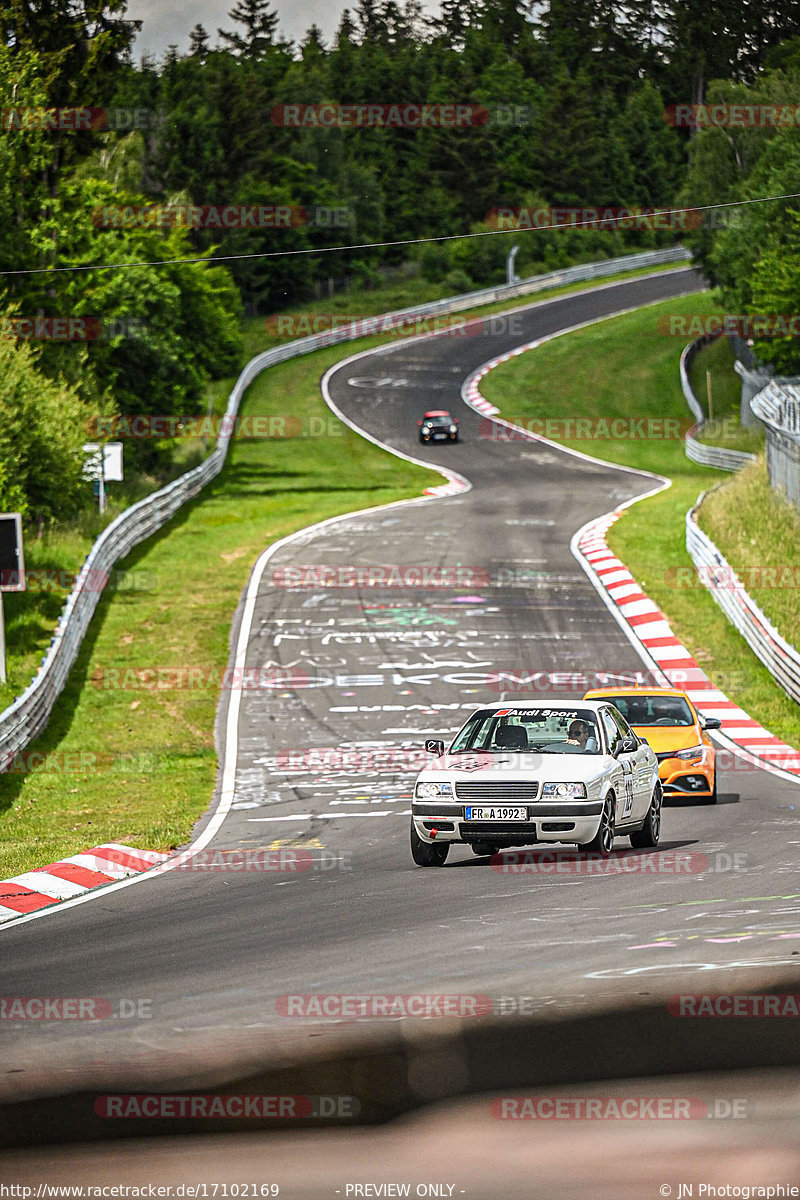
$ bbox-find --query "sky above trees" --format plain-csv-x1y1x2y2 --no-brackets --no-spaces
127,0,439,58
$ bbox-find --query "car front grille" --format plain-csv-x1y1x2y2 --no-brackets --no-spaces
454,780,539,801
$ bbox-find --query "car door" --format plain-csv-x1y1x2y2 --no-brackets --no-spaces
608,705,652,820
599,708,635,822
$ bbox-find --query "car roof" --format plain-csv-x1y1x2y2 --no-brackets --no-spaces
583,687,692,700
423,410,450,417
471,699,611,713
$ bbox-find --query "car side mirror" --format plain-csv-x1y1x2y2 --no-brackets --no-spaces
425,739,446,756
700,715,721,730
614,735,638,757
417,420,423,426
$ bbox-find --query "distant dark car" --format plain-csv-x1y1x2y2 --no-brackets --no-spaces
418,410,459,443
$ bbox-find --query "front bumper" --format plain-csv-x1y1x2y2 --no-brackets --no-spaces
658,758,714,796
411,801,604,846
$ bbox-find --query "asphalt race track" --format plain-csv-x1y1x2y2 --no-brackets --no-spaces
2,267,800,1120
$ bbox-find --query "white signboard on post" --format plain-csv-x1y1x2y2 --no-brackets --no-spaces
82,442,123,514
0,512,24,684
82,442,124,482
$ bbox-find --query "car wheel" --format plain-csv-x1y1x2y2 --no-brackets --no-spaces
582,794,615,856
410,824,449,866
630,785,662,848
471,841,496,857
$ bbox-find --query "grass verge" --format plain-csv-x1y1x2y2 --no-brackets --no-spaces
698,456,800,648
479,290,800,748
688,334,764,455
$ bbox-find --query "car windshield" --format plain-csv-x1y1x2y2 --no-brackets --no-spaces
424,415,452,426
607,694,694,726
450,707,602,754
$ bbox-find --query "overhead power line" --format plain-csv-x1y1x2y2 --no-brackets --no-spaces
1,191,799,277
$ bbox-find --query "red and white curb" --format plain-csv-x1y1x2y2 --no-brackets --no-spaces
424,478,467,497
462,344,800,783
576,514,800,777
0,843,169,923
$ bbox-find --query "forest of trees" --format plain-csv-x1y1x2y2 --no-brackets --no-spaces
4,0,800,520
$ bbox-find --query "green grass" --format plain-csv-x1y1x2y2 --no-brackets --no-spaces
480,291,800,749
688,335,765,455
698,456,800,648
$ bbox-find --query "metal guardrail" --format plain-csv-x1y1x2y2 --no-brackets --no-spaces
686,496,800,704
0,246,692,771
680,332,757,472
751,378,800,510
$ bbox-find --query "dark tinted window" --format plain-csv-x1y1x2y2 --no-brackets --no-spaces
607,694,694,727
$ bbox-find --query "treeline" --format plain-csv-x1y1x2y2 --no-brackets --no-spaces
682,38,800,374
3,0,800,521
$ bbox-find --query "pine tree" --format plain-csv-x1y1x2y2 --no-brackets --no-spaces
218,0,280,58
301,23,326,57
188,23,209,57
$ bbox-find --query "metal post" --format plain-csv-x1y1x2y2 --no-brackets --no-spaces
0,592,6,684
507,245,520,285
99,451,106,515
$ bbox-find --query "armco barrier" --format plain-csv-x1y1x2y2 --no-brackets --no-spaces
750,377,800,510
686,495,800,704
680,331,757,472
0,247,691,771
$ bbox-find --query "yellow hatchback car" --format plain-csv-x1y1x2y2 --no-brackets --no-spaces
583,687,720,804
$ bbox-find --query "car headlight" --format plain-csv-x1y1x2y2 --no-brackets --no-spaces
675,745,705,761
541,782,587,799
449,425,457,434
415,781,454,799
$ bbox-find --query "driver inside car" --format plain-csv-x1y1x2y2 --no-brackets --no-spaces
566,718,598,753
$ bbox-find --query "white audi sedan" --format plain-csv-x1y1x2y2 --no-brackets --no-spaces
410,700,661,866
